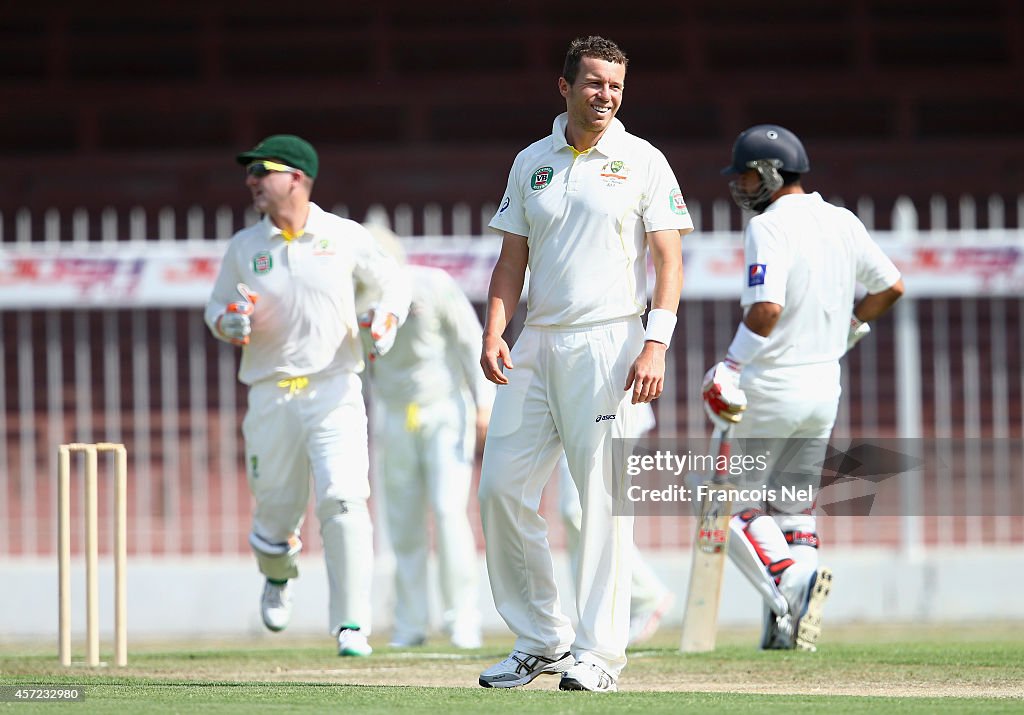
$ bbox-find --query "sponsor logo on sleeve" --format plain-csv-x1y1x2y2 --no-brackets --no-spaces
531,166,554,190
499,196,510,213
748,263,767,286
669,187,688,215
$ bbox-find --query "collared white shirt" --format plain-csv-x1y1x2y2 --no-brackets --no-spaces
205,202,410,385
741,192,902,367
489,113,693,327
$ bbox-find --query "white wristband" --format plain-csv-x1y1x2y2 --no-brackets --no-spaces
644,308,677,346
726,322,770,367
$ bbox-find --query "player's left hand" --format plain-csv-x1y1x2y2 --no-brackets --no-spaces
625,341,667,404
702,361,747,428
358,309,399,360
846,316,871,352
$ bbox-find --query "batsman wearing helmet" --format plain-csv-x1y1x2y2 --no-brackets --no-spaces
205,134,410,657
702,125,904,651
477,36,691,693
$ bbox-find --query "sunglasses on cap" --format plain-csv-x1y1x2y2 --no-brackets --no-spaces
245,160,301,178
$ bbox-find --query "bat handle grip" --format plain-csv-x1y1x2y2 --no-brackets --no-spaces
711,425,732,484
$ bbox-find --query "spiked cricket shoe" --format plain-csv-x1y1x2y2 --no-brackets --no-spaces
260,580,292,632
795,567,832,652
337,627,373,656
559,662,618,693
478,650,573,688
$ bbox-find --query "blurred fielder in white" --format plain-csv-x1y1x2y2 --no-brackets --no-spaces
361,225,494,650
556,400,673,645
703,124,904,651
205,134,409,657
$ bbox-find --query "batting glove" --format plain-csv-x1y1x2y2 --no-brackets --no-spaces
846,316,871,352
358,309,399,361
702,360,747,429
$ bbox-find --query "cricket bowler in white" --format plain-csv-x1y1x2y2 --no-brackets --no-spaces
703,124,904,651
477,36,691,692
361,225,494,650
204,134,409,657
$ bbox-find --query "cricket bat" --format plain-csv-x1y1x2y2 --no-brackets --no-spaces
680,425,733,653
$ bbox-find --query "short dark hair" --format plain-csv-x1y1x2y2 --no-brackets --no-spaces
561,36,628,85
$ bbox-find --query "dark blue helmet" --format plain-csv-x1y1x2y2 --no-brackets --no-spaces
723,125,809,212
721,124,810,176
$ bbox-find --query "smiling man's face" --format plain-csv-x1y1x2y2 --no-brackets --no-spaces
559,55,625,146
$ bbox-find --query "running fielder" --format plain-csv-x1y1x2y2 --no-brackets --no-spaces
205,134,409,657
703,124,904,650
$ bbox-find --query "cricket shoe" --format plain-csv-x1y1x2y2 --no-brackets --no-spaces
449,623,482,650
628,591,674,645
559,662,618,693
794,567,832,652
260,580,292,632
337,627,373,656
388,633,426,648
478,650,573,688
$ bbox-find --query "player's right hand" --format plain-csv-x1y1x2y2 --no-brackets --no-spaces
216,282,258,346
358,309,400,361
480,334,513,385
702,361,747,428
216,310,251,346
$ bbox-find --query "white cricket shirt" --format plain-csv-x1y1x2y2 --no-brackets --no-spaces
489,113,693,327
370,265,495,410
741,192,902,367
204,202,410,385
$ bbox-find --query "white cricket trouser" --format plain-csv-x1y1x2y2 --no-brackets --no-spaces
557,452,666,615
243,370,374,635
378,395,480,641
479,317,641,678
728,361,839,614
732,361,841,512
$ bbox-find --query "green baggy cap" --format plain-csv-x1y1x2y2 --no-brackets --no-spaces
236,134,319,179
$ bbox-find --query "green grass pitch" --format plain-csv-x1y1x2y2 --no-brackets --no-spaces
1,623,1022,713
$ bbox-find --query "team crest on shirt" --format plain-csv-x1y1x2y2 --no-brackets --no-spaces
748,263,767,286
531,166,554,190
252,251,273,275
312,237,335,256
599,159,630,186
669,188,688,215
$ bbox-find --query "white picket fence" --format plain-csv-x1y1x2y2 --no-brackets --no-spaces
3,193,1023,243
1,195,1022,563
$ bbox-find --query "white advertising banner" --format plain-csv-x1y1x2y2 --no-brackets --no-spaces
0,235,1021,308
